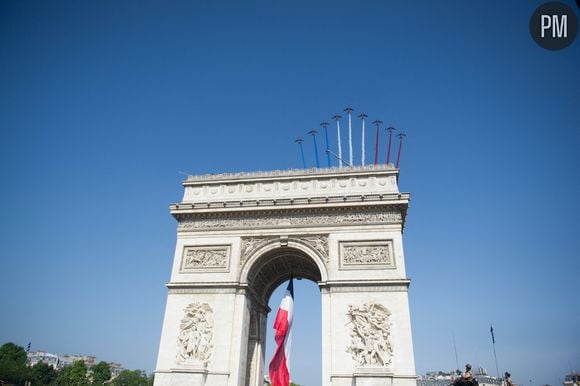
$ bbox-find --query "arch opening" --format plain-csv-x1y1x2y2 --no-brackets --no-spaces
242,244,325,386
246,246,322,303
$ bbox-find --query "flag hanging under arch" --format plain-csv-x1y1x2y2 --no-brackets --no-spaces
269,278,294,386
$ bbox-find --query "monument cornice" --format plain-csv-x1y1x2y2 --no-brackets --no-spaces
165,282,272,311
166,281,240,293
321,278,411,287
167,279,411,292
182,164,398,184
320,279,411,293
171,192,409,213
173,202,409,232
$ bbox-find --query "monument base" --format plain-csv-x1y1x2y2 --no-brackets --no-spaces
331,368,417,386
154,364,230,386
354,367,393,386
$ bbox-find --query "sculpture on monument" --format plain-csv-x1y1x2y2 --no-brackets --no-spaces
346,302,394,367
177,302,214,366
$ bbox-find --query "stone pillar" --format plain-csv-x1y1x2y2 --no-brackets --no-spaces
327,289,416,386
154,292,238,386
321,287,332,386
227,292,251,386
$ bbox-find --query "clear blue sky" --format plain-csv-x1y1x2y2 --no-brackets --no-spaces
1,1,578,385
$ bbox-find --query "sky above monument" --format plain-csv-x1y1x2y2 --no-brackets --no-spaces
1,1,579,385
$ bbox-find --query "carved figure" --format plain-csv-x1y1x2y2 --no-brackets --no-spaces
300,236,329,261
177,302,214,365
346,303,393,367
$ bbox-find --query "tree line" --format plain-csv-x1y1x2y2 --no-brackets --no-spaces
0,342,153,386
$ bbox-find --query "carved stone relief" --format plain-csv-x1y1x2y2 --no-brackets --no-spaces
239,235,329,266
181,246,230,272
346,303,393,367
340,241,394,269
239,237,277,266
298,235,329,263
177,302,214,366
178,209,402,231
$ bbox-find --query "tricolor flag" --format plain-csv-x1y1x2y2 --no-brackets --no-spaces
269,278,294,386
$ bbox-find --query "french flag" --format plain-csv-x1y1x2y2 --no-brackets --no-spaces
269,278,294,386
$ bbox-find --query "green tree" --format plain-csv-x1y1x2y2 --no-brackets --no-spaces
69,360,88,386
90,361,111,385
0,342,29,385
54,365,72,385
54,360,88,386
30,361,57,385
110,369,150,386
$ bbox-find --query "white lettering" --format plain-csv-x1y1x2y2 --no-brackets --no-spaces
553,15,567,38
541,15,552,37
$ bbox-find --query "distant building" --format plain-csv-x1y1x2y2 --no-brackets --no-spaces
418,367,502,386
417,371,455,386
473,367,502,386
27,351,59,368
58,354,96,368
26,351,124,376
108,362,124,378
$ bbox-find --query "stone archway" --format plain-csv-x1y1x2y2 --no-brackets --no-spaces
153,165,417,386
240,241,326,386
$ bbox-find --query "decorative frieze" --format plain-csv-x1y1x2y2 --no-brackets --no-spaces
339,240,394,270
177,208,402,231
346,303,393,367
177,302,214,366
180,245,230,272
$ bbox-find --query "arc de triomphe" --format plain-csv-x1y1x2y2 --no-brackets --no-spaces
154,165,417,386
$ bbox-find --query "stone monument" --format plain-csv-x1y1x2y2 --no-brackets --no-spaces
154,164,417,386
